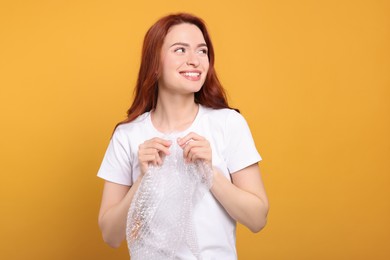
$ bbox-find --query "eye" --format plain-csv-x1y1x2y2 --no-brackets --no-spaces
198,48,208,55
174,47,186,53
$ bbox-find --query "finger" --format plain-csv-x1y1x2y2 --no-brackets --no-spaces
187,143,213,164
139,154,158,167
182,140,199,159
184,145,206,162
177,132,204,147
149,137,172,147
140,141,171,155
139,148,162,165
182,139,208,155
186,147,197,163
155,153,162,165
186,147,207,162
139,147,157,155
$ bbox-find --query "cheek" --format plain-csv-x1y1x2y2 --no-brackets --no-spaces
161,58,177,74
164,59,185,75
203,61,210,74
202,57,210,69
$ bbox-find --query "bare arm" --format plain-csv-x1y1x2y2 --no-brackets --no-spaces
98,137,171,248
178,132,269,232
210,163,269,232
98,178,142,248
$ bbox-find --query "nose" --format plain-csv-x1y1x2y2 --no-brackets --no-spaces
186,52,200,67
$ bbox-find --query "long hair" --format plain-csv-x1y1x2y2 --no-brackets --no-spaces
118,13,235,126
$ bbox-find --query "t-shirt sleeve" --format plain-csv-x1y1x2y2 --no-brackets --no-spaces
97,128,133,186
224,111,262,174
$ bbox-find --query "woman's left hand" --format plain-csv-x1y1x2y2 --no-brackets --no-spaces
177,132,212,166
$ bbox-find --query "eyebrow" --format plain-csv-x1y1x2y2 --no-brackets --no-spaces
170,42,208,48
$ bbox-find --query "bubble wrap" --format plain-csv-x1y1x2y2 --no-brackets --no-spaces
126,136,213,260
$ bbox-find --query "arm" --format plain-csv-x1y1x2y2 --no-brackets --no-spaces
210,163,269,233
98,137,171,248
98,178,141,248
178,132,269,233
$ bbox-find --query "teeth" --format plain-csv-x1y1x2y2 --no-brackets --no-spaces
182,72,200,77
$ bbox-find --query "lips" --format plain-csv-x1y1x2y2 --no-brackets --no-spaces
179,70,201,81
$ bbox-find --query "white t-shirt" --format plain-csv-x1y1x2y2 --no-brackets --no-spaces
97,105,261,260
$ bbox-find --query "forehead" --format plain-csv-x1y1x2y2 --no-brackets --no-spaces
163,23,206,46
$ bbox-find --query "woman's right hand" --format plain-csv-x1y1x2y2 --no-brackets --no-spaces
138,137,172,175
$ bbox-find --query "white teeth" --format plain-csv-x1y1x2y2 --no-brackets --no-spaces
182,72,200,77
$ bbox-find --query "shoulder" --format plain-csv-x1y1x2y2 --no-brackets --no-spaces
114,112,150,134
111,112,150,144
200,105,245,126
201,105,239,119
197,106,251,144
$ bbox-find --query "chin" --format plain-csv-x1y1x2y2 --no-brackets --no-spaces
189,85,203,94
177,83,203,94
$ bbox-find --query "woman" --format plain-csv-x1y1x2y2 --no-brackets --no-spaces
97,13,269,259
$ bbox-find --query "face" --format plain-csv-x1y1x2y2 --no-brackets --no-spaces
158,23,209,95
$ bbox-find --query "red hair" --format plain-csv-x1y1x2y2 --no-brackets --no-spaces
118,13,235,126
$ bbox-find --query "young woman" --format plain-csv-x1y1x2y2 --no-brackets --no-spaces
97,13,269,259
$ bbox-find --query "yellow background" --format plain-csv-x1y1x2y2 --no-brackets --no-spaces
1,0,389,259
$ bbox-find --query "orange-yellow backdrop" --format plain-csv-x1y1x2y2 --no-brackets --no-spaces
1,0,389,259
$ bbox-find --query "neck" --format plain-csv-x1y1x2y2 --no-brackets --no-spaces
152,94,199,133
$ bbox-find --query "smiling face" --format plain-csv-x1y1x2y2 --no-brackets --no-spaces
158,23,209,96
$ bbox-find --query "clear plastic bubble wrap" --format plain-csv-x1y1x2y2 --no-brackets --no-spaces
126,136,213,260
